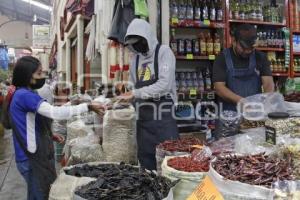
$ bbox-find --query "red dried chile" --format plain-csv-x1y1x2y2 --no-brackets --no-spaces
157,137,203,153
167,156,210,172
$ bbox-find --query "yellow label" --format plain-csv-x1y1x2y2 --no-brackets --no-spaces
186,54,194,60
214,43,221,53
171,18,179,24
207,43,214,53
204,20,211,26
190,88,197,95
192,145,203,149
187,176,224,200
209,55,216,60
200,43,207,53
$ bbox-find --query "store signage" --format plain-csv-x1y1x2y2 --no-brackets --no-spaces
32,25,50,49
187,176,224,200
209,55,216,60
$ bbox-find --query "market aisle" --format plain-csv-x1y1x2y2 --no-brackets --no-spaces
0,130,26,200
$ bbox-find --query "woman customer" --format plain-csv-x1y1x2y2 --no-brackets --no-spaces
8,56,105,200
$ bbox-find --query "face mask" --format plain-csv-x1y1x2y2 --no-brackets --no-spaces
132,39,149,54
30,78,46,90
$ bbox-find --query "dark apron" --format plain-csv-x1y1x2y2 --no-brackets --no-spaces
135,44,179,170
10,113,56,200
220,48,262,111
215,49,262,139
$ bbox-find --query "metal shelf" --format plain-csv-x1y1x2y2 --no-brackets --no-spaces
229,19,286,27
256,47,285,52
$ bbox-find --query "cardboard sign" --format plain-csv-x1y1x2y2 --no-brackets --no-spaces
187,176,224,200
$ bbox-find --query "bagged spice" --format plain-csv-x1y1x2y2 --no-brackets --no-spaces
162,155,208,200
156,137,203,175
71,163,177,200
102,107,137,164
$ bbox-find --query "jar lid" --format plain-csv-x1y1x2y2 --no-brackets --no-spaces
268,112,290,119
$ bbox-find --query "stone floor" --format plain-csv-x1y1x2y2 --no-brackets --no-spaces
0,130,27,200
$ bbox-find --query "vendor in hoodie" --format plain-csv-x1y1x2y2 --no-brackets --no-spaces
118,19,179,170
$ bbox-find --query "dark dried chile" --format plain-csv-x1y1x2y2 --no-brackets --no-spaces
212,153,294,188
157,137,203,153
67,163,177,200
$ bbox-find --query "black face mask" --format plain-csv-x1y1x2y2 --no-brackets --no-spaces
30,78,46,90
132,39,149,54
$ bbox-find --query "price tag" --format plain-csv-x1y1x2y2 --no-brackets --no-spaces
187,176,224,200
209,55,216,60
171,18,179,24
190,88,197,95
203,20,211,26
186,54,194,60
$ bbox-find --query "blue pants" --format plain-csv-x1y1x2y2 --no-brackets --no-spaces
16,160,44,200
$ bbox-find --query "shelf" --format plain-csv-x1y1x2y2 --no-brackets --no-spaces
272,72,289,77
255,47,285,52
176,55,217,60
170,20,225,29
294,73,300,77
294,52,300,56
229,19,286,27
292,30,300,34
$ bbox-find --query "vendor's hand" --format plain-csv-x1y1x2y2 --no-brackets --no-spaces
88,102,107,116
116,91,134,102
52,134,65,144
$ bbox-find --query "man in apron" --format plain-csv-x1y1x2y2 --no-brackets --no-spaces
212,24,274,138
118,19,179,170
213,24,274,112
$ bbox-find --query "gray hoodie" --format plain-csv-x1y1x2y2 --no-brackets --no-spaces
125,19,177,103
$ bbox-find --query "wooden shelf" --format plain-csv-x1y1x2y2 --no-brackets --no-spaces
294,52,300,56
229,19,286,27
292,30,300,34
176,55,215,60
272,72,289,77
255,47,285,52
171,21,225,29
294,72,300,77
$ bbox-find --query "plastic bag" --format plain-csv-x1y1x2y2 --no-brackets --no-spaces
49,168,96,200
102,107,137,164
52,120,67,135
208,136,235,155
66,119,94,143
162,156,206,200
234,127,278,155
68,134,103,165
208,159,273,200
273,181,300,200
215,110,242,138
191,146,212,162
240,93,287,120
133,0,149,17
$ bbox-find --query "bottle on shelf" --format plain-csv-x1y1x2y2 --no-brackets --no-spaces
244,0,251,20
209,0,216,21
216,0,223,21
178,0,187,20
206,32,214,55
255,0,263,21
170,29,178,55
192,38,201,56
213,32,221,55
178,38,186,55
199,32,207,56
186,0,194,20
198,71,205,93
194,0,202,21
239,0,246,20
185,39,193,54
205,69,212,90
231,0,239,20
170,0,179,20
202,0,209,20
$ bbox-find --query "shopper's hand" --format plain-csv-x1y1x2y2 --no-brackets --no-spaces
116,91,134,102
52,134,65,144
88,102,107,116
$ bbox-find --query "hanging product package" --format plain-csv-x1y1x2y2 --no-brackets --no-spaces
102,107,137,164
108,0,136,44
133,0,149,18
